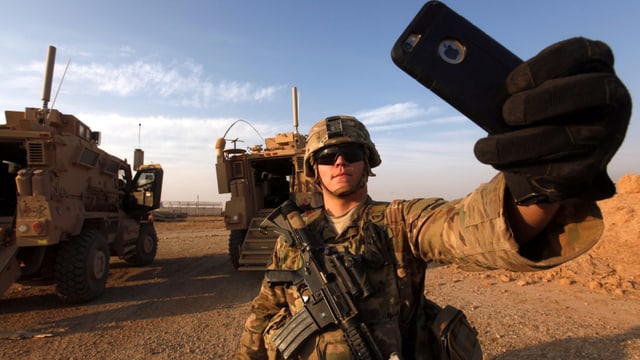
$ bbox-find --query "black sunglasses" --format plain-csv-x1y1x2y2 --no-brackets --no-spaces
314,145,365,165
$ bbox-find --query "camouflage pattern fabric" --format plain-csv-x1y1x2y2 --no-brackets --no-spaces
235,173,604,359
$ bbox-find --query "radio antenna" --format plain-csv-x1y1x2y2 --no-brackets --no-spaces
51,57,71,110
292,86,299,134
41,46,56,111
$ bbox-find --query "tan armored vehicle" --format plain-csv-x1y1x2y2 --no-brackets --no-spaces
215,88,321,270
0,46,164,303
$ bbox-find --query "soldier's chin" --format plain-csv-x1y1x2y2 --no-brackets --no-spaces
333,185,357,197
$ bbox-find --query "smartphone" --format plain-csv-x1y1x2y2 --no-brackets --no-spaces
391,1,523,134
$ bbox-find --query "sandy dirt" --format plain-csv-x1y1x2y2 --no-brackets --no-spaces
1,174,639,359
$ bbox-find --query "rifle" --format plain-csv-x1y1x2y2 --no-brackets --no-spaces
262,200,384,360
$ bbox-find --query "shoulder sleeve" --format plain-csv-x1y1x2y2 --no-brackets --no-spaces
392,173,604,272
236,234,296,358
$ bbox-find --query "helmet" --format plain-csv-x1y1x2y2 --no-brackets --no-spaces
304,115,381,178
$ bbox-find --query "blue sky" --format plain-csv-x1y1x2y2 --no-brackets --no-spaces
1,1,638,203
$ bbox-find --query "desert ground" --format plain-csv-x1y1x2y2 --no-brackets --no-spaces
1,174,639,359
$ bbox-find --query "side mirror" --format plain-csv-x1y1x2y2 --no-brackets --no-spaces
90,131,101,145
132,165,164,210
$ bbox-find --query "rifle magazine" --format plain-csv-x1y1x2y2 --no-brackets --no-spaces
273,308,319,359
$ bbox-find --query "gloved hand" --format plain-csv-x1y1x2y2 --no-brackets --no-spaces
474,37,632,205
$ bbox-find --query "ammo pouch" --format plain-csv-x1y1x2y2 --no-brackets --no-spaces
418,298,482,360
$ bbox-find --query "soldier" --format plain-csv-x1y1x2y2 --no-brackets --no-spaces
236,38,631,359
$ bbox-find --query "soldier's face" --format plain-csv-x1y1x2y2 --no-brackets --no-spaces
316,148,366,197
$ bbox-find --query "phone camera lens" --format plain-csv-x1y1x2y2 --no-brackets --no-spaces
438,39,465,64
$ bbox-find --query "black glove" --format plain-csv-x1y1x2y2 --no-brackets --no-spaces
474,37,631,205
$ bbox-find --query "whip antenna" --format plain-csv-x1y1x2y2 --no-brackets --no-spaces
51,57,71,110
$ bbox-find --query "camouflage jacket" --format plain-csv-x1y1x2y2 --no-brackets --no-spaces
235,173,604,359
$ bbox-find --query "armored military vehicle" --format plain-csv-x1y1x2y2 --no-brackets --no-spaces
0,46,164,303
215,88,321,270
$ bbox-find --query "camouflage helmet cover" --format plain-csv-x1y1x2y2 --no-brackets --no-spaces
304,115,381,178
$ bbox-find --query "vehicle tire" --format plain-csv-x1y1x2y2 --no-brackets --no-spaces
55,228,110,304
124,223,158,266
229,230,246,269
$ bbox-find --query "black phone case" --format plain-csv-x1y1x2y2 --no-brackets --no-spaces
391,1,522,134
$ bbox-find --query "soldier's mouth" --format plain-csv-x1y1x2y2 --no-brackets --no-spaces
332,172,350,179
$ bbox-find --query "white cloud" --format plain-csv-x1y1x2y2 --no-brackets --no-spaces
354,102,471,133
356,102,433,125
429,115,467,125
117,46,136,58
12,57,282,108
70,112,242,201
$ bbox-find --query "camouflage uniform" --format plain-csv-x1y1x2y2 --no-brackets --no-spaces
236,173,603,359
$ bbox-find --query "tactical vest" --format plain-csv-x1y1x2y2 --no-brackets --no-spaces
265,199,481,359
362,200,482,360
369,200,431,358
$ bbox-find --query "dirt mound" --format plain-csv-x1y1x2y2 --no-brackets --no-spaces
578,174,640,294
565,173,640,295
617,173,640,194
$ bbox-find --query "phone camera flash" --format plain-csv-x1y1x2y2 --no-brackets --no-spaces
403,33,422,52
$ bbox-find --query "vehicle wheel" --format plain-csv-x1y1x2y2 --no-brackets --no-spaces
55,228,110,303
229,230,246,269
125,223,158,266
